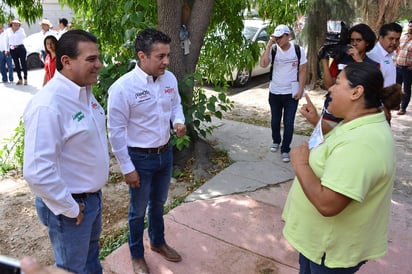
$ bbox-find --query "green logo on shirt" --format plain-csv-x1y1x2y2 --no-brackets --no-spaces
72,111,85,122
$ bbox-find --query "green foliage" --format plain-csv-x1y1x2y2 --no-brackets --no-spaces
0,118,25,176
99,224,129,259
171,134,191,151
180,73,234,139
0,0,43,25
254,0,309,25
197,24,262,86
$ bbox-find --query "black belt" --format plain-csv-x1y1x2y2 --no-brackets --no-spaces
72,191,100,199
129,141,169,154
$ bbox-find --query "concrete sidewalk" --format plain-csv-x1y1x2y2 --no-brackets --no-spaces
103,118,412,274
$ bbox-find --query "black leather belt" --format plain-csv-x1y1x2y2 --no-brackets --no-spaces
72,191,100,199
129,141,169,154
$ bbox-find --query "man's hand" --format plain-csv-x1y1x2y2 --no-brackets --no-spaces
300,93,320,126
124,170,140,188
76,202,84,225
173,123,187,137
20,256,73,274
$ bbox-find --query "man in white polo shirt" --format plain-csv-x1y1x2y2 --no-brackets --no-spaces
23,30,109,274
367,22,402,88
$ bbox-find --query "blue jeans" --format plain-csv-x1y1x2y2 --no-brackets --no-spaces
0,52,13,82
10,45,27,81
127,144,173,259
36,193,103,274
299,253,366,274
396,66,412,111
268,92,299,153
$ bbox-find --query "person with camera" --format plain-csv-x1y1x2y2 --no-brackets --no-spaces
306,23,378,134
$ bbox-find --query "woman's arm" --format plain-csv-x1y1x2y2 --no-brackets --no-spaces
290,141,352,217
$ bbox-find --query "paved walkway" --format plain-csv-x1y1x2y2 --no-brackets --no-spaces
103,93,412,273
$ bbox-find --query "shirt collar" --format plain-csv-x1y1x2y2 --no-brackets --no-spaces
377,42,394,58
54,70,91,101
332,112,387,136
134,63,164,83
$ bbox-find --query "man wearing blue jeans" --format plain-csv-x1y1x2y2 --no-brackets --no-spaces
260,24,307,162
0,25,14,83
23,30,109,274
108,29,186,274
395,19,412,115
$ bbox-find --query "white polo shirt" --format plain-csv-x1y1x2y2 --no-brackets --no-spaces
23,71,109,218
367,42,396,87
107,65,185,174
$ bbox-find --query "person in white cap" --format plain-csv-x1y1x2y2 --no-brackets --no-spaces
7,18,27,85
260,24,307,163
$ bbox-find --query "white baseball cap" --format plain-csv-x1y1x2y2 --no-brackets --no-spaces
272,25,290,37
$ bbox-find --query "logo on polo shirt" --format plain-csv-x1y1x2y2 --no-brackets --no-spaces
164,87,174,94
73,111,85,122
135,90,151,103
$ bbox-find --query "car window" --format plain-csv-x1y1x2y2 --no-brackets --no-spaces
255,28,268,43
242,26,259,41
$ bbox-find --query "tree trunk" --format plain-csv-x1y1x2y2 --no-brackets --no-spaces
157,0,215,152
157,0,214,83
363,0,402,34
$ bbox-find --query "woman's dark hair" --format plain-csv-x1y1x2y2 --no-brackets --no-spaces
344,62,402,110
134,28,171,58
43,35,58,56
56,29,98,71
348,23,376,52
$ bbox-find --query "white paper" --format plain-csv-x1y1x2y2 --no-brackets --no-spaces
308,113,325,149
291,81,300,97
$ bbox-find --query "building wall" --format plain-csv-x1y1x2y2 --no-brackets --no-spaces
8,0,74,36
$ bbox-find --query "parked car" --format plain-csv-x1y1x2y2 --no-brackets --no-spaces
230,19,271,86
22,31,57,69
199,19,295,87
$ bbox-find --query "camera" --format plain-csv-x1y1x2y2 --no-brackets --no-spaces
318,21,349,60
0,255,21,274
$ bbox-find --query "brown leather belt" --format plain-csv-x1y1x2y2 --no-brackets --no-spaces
72,191,100,199
129,141,169,154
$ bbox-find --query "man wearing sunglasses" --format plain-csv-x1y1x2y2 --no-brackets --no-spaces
260,24,307,163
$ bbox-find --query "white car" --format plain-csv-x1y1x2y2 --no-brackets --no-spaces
230,19,271,86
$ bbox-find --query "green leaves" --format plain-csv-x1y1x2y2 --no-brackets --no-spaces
0,118,25,176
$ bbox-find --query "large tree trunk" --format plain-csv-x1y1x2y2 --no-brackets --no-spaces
157,0,214,83
304,0,329,88
362,0,402,33
157,0,215,139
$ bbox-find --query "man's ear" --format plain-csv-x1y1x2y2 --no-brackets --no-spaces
136,51,145,62
60,55,71,69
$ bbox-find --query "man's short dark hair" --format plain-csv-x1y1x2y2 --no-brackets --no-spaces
56,30,97,71
134,28,171,57
59,18,68,27
379,22,403,37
